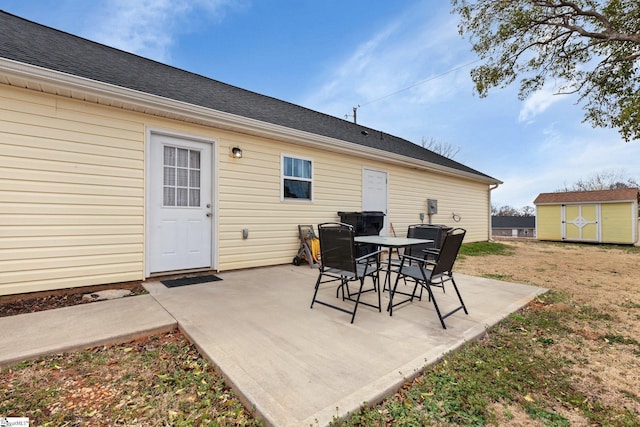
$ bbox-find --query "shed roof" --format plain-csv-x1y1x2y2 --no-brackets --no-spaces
533,188,639,205
0,10,499,184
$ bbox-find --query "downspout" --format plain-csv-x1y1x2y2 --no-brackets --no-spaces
489,183,500,241
636,193,640,246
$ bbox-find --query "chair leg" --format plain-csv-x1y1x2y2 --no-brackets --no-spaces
415,279,424,301
450,276,468,315
372,268,380,293
422,282,447,329
388,273,400,315
350,277,367,323
312,271,381,323
339,279,348,300
310,272,323,308
374,272,381,312
388,272,419,315
425,276,468,329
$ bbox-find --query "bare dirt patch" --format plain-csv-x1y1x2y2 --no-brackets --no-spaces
0,282,147,317
460,239,639,307
457,240,640,420
1,331,259,425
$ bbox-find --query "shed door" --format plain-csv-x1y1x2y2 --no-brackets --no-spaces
562,204,599,242
362,168,388,235
148,134,213,273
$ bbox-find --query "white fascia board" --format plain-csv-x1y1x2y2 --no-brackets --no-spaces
1,58,499,185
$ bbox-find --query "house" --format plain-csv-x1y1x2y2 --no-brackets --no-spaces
0,11,501,296
491,216,536,239
534,188,639,244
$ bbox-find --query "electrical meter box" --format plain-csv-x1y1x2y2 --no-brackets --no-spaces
427,199,438,214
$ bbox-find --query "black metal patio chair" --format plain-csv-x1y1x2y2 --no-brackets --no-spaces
405,224,444,261
405,223,451,296
388,227,468,329
310,222,382,323
390,224,445,296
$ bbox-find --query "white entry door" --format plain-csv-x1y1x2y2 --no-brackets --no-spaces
362,168,388,235
148,134,212,273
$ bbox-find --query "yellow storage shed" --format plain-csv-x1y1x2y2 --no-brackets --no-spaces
534,188,640,245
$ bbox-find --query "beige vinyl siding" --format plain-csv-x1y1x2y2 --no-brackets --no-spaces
216,137,359,269
2,83,494,293
0,85,145,295
216,134,491,270
388,168,489,242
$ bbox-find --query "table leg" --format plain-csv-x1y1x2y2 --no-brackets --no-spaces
376,248,393,314
385,251,392,292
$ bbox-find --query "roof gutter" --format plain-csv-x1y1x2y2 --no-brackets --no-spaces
488,183,500,241
1,58,500,185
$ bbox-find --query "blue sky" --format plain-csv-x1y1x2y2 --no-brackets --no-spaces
3,0,639,209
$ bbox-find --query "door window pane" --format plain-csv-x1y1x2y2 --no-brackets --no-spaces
177,188,188,206
164,146,176,166
190,150,200,169
189,170,200,187
163,146,202,207
177,148,189,167
189,189,200,206
163,187,175,206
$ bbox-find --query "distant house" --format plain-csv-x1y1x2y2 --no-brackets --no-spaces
534,188,639,245
491,216,536,239
0,11,502,296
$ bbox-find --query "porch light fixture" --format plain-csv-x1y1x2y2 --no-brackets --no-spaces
230,146,243,158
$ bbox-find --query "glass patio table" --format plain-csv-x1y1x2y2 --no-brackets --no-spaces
354,235,434,296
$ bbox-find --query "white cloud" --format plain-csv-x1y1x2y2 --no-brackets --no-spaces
301,4,476,137
518,84,566,123
85,0,238,62
492,125,640,208
303,22,404,116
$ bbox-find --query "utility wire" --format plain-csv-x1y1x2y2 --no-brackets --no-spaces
358,59,481,108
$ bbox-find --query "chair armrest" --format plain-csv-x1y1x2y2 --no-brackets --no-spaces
399,254,426,264
398,253,436,267
356,249,384,263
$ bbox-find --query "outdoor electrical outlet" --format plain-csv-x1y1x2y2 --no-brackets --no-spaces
242,228,249,239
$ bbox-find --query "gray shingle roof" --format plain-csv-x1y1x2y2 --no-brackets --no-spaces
491,216,535,228
0,10,498,182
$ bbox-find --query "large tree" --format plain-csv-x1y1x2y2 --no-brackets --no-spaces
557,170,639,191
421,137,460,159
451,0,640,141
492,204,535,216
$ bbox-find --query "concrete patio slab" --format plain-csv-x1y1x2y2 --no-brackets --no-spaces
144,265,546,427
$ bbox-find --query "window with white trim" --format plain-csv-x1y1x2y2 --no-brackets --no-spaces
282,155,312,200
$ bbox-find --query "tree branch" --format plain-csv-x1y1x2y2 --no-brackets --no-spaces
534,1,640,43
